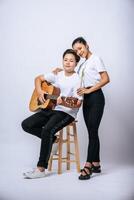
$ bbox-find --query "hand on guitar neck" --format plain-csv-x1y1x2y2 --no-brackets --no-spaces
57,96,81,108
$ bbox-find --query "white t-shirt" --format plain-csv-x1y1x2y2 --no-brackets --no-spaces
44,71,83,119
77,54,106,87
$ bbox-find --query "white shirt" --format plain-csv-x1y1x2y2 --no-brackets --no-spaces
77,54,106,87
44,71,83,119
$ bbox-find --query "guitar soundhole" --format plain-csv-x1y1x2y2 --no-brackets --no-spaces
37,98,42,105
44,93,47,99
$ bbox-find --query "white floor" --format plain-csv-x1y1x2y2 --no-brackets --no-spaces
0,142,134,200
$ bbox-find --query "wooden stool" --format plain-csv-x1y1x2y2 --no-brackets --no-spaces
48,121,80,174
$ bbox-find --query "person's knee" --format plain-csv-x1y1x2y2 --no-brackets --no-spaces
21,119,30,132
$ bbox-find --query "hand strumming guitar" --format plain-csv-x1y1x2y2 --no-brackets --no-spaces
35,75,47,104
37,90,46,104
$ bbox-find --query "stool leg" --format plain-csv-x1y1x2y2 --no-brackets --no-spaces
58,129,63,174
66,126,70,170
48,155,53,171
73,123,80,172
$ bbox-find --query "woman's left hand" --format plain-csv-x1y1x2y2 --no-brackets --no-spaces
57,96,63,105
77,87,90,96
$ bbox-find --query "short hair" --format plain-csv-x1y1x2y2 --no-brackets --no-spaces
63,49,80,63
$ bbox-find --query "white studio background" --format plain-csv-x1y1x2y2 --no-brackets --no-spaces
0,0,134,170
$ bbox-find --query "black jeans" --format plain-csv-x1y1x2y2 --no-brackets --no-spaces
21,109,74,168
83,89,105,163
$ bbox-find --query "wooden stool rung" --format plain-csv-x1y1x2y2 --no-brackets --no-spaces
61,160,77,163
66,160,77,163
69,141,75,143
68,152,75,155
69,134,75,137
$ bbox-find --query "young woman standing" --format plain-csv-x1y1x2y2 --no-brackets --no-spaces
72,37,110,180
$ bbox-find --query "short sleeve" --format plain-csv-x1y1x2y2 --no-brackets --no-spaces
95,57,106,72
44,73,56,84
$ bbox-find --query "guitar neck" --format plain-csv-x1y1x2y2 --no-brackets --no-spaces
45,94,59,100
44,94,78,108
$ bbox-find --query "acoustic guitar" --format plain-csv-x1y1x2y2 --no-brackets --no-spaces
29,81,79,112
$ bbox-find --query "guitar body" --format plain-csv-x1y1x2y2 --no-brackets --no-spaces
29,81,60,112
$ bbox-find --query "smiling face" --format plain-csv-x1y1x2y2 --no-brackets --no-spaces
63,53,77,73
72,42,89,58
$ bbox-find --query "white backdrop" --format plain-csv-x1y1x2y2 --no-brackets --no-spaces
0,0,134,166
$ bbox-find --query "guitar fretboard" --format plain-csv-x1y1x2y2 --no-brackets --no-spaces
45,94,59,100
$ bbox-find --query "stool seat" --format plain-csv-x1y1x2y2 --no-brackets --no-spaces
48,121,80,174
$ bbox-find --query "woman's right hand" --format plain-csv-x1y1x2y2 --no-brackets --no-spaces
52,67,63,75
37,90,46,104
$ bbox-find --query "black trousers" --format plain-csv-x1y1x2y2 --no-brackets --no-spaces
83,89,105,163
21,109,74,168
